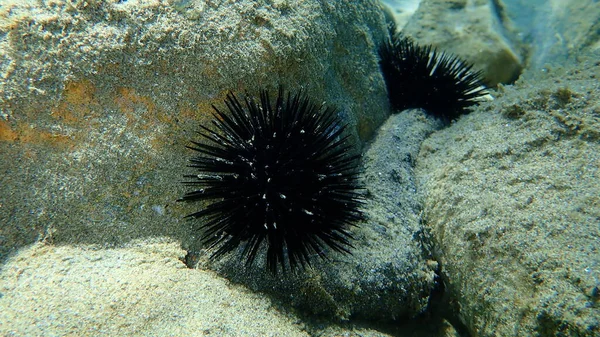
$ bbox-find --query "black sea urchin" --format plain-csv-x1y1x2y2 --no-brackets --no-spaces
179,88,364,274
379,33,487,121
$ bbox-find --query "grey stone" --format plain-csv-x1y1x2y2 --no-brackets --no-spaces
416,59,600,336
209,110,441,320
0,0,442,325
401,0,523,86
0,0,389,262
0,240,312,336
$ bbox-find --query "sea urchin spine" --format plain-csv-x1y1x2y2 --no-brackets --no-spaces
379,33,487,121
179,88,364,274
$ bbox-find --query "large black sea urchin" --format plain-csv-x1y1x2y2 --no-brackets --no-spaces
379,33,487,121
179,88,364,274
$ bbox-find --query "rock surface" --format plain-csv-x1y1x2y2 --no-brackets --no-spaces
417,60,600,336
2,0,599,335
0,240,310,337
0,0,389,262
207,110,442,320
401,0,523,86
0,0,436,327
0,240,455,336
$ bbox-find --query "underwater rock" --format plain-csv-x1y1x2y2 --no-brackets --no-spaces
0,240,311,336
0,0,443,327
352,110,442,318
401,0,523,86
0,0,388,262
208,110,441,320
417,60,600,336
0,241,455,336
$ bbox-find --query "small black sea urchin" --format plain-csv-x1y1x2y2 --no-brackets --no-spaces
179,88,364,274
379,33,487,121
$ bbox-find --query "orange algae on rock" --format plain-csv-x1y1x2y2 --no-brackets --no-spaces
0,120,18,141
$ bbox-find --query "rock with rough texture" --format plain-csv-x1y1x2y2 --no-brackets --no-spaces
417,60,600,336
0,239,461,336
0,240,310,337
0,0,442,325
0,0,389,262
207,110,441,320
401,0,523,86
